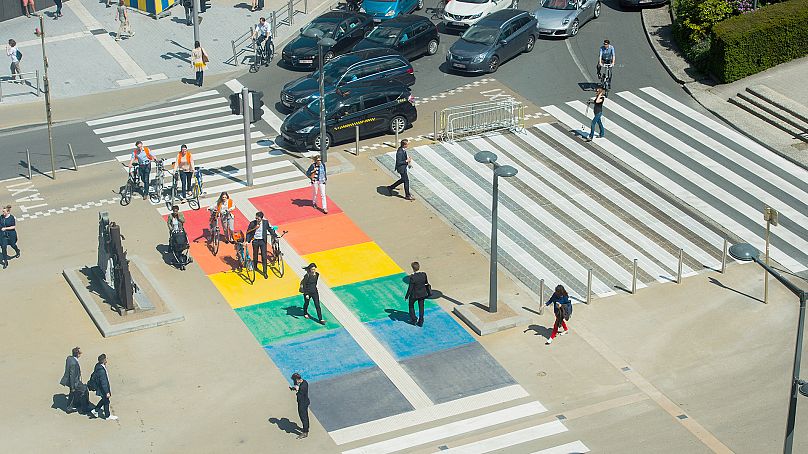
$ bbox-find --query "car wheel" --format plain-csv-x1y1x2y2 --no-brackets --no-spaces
488,55,500,73
312,133,332,151
323,51,335,63
594,1,601,18
426,39,439,56
416,0,424,9
569,19,579,37
390,115,407,134
525,35,535,53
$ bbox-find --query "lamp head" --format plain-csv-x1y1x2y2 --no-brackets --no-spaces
302,28,324,40
320,37,337,47
474,151,497,164
728,243,760,262
495,165,518,178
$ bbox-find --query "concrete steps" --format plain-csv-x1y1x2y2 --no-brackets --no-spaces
728,84,808,143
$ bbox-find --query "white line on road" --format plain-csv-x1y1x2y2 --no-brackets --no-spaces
87,98,225,125
530,440,591,454
100,115,243,143
439,420,568,454
16,31,92,48
107,124,254,152
115,131,265,161
91,106,232,134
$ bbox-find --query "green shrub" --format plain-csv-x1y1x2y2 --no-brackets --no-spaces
709,0,808,82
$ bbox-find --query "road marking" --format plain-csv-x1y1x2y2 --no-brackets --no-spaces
114,131,264,161
16,197,117,221
530,440,590,454
565,39,591,82
330,385,530,445
190,160,295,185
439,420,568,454
100,115,242,143
15,31,92,48
176,90,220,101
87,98,225,125
91,106,232,134
107,123,252,152
225,79,284,133
342,401,548,454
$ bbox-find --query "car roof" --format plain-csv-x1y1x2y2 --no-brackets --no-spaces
317,11,366,20
478,9,529,25
330,48,407,65
338,84,411,101
379,15,433,26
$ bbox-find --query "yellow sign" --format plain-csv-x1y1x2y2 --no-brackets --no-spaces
334,117,376,131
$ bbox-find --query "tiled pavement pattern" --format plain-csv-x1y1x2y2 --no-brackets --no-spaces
171,186,590,453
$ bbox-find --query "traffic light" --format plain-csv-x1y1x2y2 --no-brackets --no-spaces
229,93,241,115
251,91,264,123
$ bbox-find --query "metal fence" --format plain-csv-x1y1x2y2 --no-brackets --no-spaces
438,99,524,142
0,70,40,102
230,0,309,66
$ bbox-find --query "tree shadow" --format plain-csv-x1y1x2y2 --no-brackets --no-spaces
283,305,305,318
708,277,764,304
524,324,552,338
268,417,302,435
384,308,412,323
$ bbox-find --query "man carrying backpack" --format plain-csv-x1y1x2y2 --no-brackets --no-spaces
88,354,118,420
6,39,22,82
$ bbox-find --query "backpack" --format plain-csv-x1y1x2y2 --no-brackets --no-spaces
16,49,22,62
87,370,97,392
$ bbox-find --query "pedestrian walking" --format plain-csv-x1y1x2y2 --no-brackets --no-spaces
544,285,572,345
250,0,260,12
299,263,325,325
405,261,430,327
386,139,414,201
305,155,327,214
21,0,37,17
1,204,20,269
88,354,118,420
53,0,63,18
6,40,22,82
173,144,194,201
115,0,134,41
289,373,310,439
190,41,209,87
586,87,606,142
246,211,271,279
60,347,90,414
128,141,154,199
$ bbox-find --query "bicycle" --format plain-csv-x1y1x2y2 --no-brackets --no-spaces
599,63,613,91
188,166,204,211
207,207,221,256
150,159,166,205
233,230,255,283
268,227,288,278
166,168,180,209
120,163,140,206
249,36,274,73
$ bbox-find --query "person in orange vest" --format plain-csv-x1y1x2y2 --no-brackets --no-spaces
173,144,195,201
128,141,155,200
210,191,236,243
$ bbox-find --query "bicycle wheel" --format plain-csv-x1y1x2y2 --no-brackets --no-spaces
270,240,285,278
189,185,200,210
120,180,133,206
246,255,256,283
266,41,274,64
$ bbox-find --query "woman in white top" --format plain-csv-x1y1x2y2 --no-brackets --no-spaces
210,192,235,243
6,39,21,81
190,41,208,87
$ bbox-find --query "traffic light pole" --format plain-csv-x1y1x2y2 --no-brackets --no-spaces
241,87,253,186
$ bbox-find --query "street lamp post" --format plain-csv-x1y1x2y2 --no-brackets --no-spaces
301,28,336,163
35,17,55,179
475,150,517,313
729,243,807,454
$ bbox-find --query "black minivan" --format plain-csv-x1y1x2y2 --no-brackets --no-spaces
280,85,418,150
352,15,440,60
280,48,415,111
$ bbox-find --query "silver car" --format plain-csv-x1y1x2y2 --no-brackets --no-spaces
534,0,600,38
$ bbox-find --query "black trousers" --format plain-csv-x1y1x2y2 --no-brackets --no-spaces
195,70,204,87
409,298,424,324
138,164,151,196
298,402,310,433
180,171,192,197
252,239,268,274
303,291,322,320
0,235,18,264
94,395,110,418
389,169,410,197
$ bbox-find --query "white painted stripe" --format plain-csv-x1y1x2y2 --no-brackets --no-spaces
92,106,232,135
439,420,568,453
87,98,225,126
397,156,574,298
641,87,808,179
531,440,591,454
176,90,220,102
186,151,288,174
154,179,310,216
438,141,635,289
342,401,548,454
101,115,242,143
417,145,616,296
114,132,265,161
478,133,675,282
16,31,92,48
188,160,295,185
225,79,285,134
603,98,808,271
108,124,252,152
330,385,530,445
186,142,273,163
549,103,804,272
619,91,808,216
203,170,303,195
540,109,727,271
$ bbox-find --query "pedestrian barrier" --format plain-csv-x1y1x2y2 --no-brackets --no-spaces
228,0,309,66
0,70,40,102
438,99,524,142
229,27,255,66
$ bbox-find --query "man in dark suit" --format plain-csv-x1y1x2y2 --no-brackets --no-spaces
90,354,118,420
405,261,430,326
246,211,273,279
290,373,310,439
60,346,88,414
386,139,414,201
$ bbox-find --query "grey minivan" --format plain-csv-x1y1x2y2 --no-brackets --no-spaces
446,9,537,73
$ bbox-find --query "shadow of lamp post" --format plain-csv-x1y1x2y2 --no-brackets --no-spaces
301,28,336,163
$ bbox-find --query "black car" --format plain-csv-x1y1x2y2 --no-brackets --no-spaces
280,48,415,111
281,85,418,150
352,15,440,60
281,11,374,69
446,9,536,73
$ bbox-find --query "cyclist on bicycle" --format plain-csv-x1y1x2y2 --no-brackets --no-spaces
128,140,155,200
252,17,272,64
173,144,195,201
210,191,236,243
596,39,615,81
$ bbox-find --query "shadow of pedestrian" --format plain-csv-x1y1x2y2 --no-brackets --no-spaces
155,244,175,266
52,394,70,412
268,417,302,434
283,305,305,318
384,308,412,323
290,198,313,208
523,324,552,338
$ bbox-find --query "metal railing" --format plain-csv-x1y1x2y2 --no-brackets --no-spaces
439,99,524,142
0,70,40,102
230,27,255,66
229,0,309,66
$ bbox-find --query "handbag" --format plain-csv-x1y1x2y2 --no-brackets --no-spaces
202,49,209,63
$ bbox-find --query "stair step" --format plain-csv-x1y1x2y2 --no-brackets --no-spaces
737,91,808,136
746,84,808,126
728,95,808,142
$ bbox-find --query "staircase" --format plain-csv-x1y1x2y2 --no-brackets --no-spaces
729,84,808,144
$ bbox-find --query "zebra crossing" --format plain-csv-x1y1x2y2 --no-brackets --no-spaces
86,86,307,207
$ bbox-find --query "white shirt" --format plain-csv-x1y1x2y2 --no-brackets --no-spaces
7,46,18,63
256,22,270,37
254,221,264,240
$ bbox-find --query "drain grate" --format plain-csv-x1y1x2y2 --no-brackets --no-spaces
90,28,107,35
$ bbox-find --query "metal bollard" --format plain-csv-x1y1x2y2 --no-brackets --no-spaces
270,12,277,38
26,147,32,180
720,238,727,274
304,0,308,14
677,249,683,284
394,127,399,147
288,0,294,25
232,40,239,66
586,269,592,304
631,258,637,294
36,70,41,97
354,125,360,156
538,278,545,315
433,111,438,141
68,143,77,171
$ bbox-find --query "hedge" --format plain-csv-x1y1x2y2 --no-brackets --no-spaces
708,0,808,83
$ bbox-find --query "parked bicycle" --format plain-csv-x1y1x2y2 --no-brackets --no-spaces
188,166,204,211
150,159,166,205
120,163,140,206
207,207,233,256
269,227,288,278
233,230,256,283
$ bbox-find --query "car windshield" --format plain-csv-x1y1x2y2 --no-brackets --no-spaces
461,26,500,45
365,26,401,45
456,0,489,4
306,93,342,116
542,0,578,10
301,18,340,37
